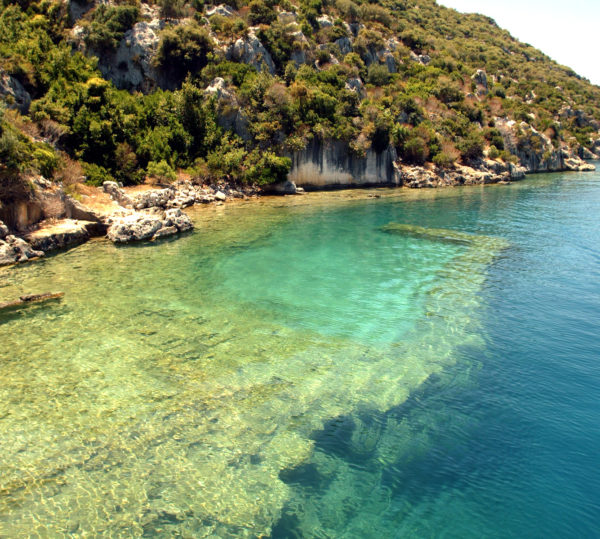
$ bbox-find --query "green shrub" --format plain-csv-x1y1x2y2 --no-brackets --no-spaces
207,142,247,181
371,113,392,153
493,84,506,98
317,49,331,64
401,133,429,165
158,0,187,19
147,160,177,183
0,120,28,171
366,63,391,86
257,23,296,71
488,145,500,159
400,30,430,53
114,142,144,185
336,0,360,22
248,0,277,25
484,127,505,150
435,83,463,104
32,145,58,178
244,151,291,185
458,132,485,161
83,162,113,186
433,151,456,168
210,15,247,38
155,23,213,83
84,5,139,52
499,150,519,164
360,4,392,27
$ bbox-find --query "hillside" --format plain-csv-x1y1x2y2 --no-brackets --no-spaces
1,0,600,196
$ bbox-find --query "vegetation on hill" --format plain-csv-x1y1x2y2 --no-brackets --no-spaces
0,0,599,188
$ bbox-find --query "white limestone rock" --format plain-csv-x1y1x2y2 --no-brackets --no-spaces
227,30,275,74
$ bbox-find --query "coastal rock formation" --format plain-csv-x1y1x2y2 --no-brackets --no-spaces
263,179,299,195
564,157,595,172
0,234,44,266
287,140,527,189
401,160,526,188
106,207,193,243
289,139,401,188
27,219,105,252
102,180,252,210
496,120,596,173
102,181,135,206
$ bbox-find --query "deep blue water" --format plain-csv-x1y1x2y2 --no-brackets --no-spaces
270,171,600,538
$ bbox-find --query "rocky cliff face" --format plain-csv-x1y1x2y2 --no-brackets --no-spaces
497,119,595,173
287,139,529,189
288,139,401,188
0,177,65,231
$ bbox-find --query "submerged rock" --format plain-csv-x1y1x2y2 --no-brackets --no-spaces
0,292,64,312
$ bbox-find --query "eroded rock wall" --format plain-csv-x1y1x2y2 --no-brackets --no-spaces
288,139,401,189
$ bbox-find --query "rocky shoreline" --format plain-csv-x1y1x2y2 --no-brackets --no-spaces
0,178,260,267
0,157,596,268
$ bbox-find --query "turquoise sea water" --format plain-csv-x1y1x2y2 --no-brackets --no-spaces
1,169,599,537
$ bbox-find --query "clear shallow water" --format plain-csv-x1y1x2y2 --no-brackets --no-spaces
1,170,599,537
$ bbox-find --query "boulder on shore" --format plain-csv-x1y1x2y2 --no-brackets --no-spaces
0,234,44,267
27,219,105,252
106,208,193,243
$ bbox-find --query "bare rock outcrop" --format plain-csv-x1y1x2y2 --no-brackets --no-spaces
106,207,193,243
206,4,234,17
227,29,275,74
0,234,44,267
471,69,489,95
27,219,105,252
345,77,366,99
205,78,250,140
0,71,31,113
401,159,526,189
102,19,164,92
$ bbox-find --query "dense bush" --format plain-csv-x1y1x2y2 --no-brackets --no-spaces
245,151,292,185
366,64,391,86
248,0,277,25
84,5,139,52
155,23,213,83
147,160,177,183
458,132,485,161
